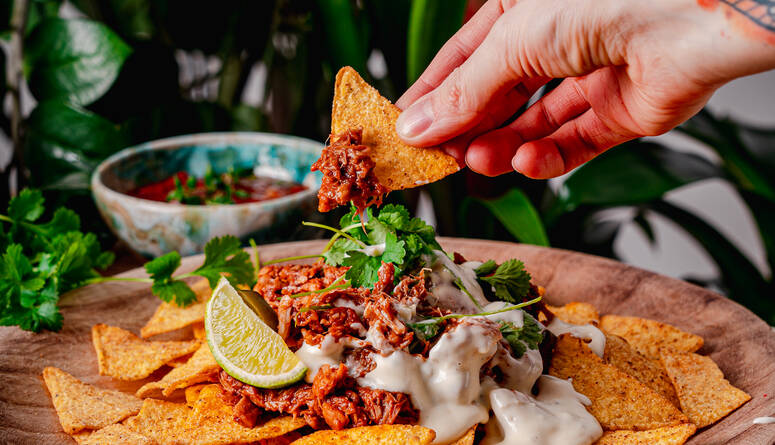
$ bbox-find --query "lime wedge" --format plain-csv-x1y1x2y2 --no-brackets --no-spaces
205,277,307,388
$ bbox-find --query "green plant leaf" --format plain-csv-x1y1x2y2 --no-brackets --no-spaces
407,0,467,83
473,189,549,246
678,109,775,200
648,201,775,324
316,0,368,73
738,190,775,280
24,101,130,190
25,18,132,105
548,140,722,220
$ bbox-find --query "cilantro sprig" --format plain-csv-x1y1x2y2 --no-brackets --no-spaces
313,204,441,289
475,259,532,304
499,314,544,358
0,189,257,332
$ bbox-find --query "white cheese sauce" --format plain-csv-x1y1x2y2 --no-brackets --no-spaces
546,318,606,357
295,335,344,383
427,251,488,313
753,416,775,424
358,320,498,443
481,376,602,445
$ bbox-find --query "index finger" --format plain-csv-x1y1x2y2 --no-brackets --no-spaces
396,0,513,109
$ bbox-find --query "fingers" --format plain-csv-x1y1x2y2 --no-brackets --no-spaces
512,110,635,178
466,78,589,175
440,78,548,165
396,0,512,110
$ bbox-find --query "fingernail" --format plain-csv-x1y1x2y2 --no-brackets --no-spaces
396,99,433,140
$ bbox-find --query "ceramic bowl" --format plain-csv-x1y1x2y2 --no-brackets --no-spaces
91,132,322,257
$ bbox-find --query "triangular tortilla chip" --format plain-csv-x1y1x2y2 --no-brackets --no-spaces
545,302,600,326
92,324,200,380
136,343,219,398
186,384,307,444
332,66,459,190
141,279,210,338
42,367,142,434
451,426,476,445
660,350,750,428
289,424,435,445
549,335,687,430
72,423,154,445
599,315,703,360
123,399,190,445
603,333,680,407
192,322,206,340
594,423,697,445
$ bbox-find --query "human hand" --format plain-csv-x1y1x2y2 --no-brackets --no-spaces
395,0,775,178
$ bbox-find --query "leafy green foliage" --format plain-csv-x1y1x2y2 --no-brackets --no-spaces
193,235,254,289
471,189,549,246
0,190,114,332
499,315,543,358
323,204,440,288
25,18,132,105
407,0,467,82
477,259,532,304
406,320,441,342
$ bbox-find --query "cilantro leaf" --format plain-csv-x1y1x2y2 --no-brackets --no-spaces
342,251,382,289
323,238,360,265
192,235,254,289
407,320,441,342
8,189,45,223
382,232,406,264
478,259,532,303
144,252,197,306
498,314,543,358
151,280,197,307
474,260,497,276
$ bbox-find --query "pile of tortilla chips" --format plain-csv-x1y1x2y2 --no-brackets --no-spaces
42,279,749,445
548,302,750,444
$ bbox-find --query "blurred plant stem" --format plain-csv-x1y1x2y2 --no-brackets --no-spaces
7,0,30,196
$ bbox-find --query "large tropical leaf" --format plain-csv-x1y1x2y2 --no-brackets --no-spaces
471,189,549,246
24,101,130,190
679,109,775,200
406,0,467,83
25,18,132,105
546,140,722,222
316,0,368,74
648,201,775,324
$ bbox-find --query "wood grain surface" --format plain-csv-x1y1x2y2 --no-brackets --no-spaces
1,238,773,445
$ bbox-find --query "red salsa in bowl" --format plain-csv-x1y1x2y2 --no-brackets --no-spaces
129,168,307,205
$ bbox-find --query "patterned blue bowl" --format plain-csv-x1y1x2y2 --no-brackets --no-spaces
91,132,323,257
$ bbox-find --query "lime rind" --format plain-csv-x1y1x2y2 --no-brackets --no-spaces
205,277,307,388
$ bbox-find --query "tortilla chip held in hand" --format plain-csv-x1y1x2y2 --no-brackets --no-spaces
314,66,459,212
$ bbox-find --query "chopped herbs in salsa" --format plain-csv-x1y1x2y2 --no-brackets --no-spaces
129,167,306,205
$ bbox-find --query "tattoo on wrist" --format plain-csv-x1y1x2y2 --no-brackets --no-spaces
721,0,775,32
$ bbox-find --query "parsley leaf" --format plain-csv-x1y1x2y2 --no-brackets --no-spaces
498,314,543,358
477,259,532,303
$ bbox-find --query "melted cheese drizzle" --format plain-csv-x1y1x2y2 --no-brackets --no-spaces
546,318,606,357
753,417,775,424
481,376,602,445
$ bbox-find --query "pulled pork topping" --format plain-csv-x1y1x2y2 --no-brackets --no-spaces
220,365,417,431
311,128,389,213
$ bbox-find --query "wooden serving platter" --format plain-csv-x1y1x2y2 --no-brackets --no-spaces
1,238,773,444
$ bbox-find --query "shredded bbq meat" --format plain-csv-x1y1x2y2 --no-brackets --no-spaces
295,307,364,346
311,128,390,213
255,264,348,311
374,262,395,295
220,365,417,430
